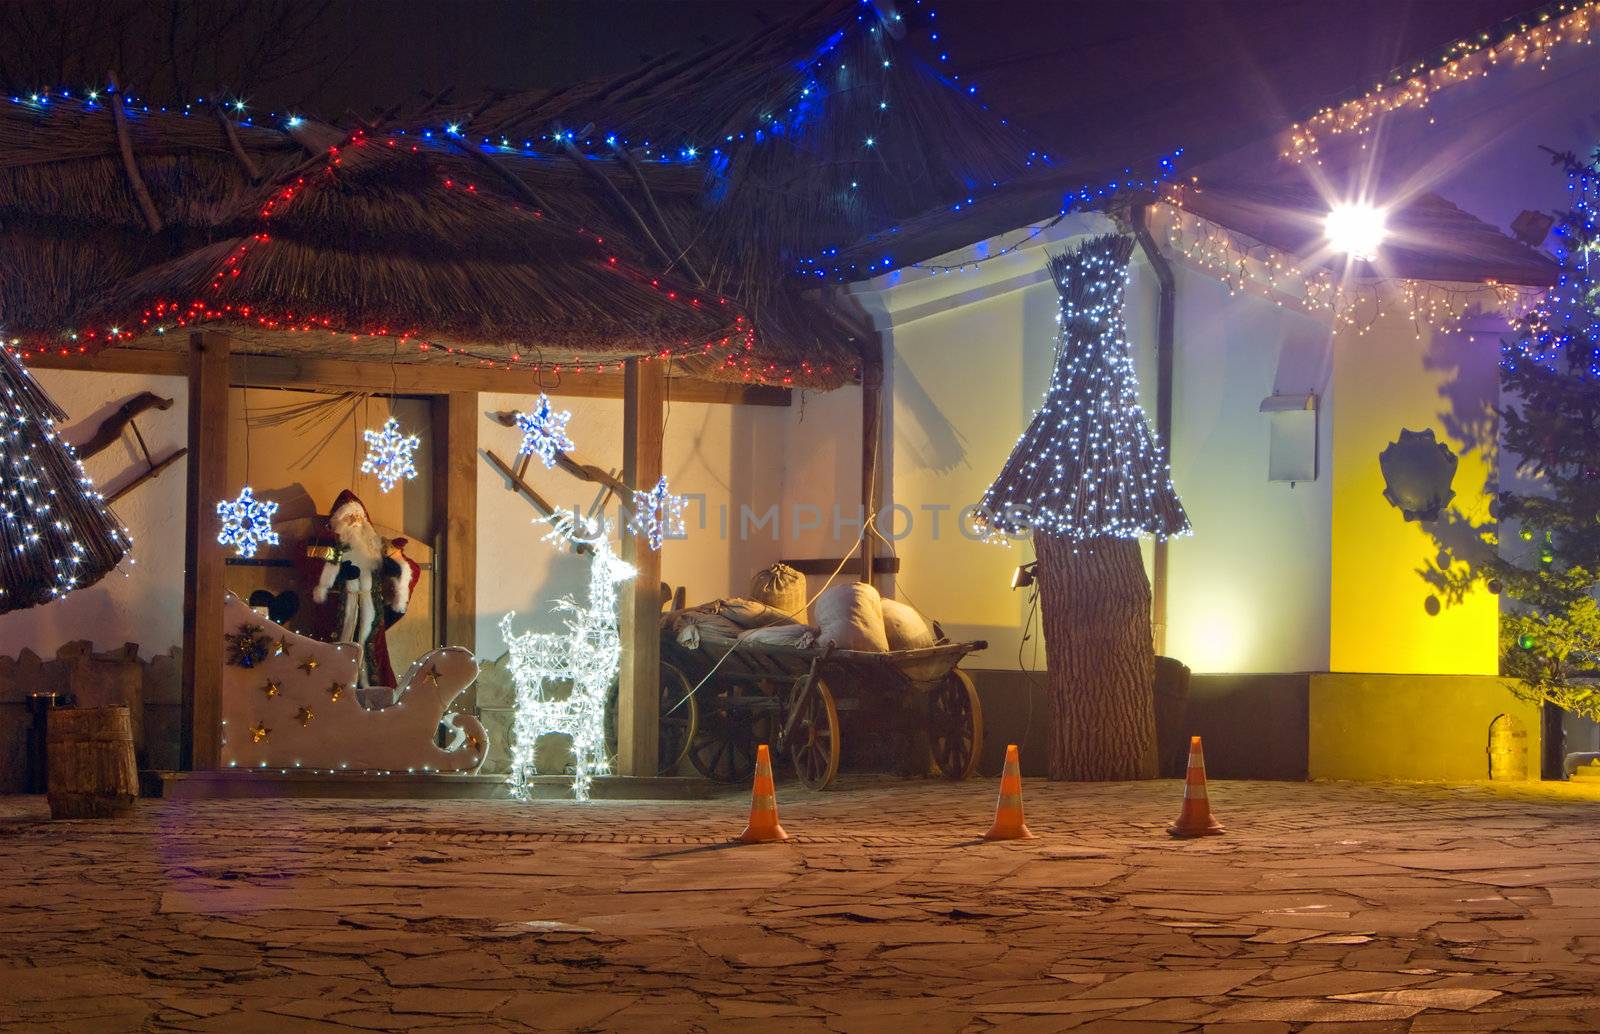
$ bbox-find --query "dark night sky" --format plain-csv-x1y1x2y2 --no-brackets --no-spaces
0,0,1549,177
286,0,796,119
288,0,1545,168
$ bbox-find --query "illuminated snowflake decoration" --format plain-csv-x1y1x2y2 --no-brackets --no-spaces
628,475,686,551
514,393,575,469
360,417,421,493
217,486,280,558
501,510,635,801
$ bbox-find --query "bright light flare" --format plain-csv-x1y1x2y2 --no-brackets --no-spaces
1325,203,1388,260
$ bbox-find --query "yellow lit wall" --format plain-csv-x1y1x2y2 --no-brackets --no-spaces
1328,298,1500,674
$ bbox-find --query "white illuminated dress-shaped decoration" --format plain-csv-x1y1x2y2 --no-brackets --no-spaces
500,510,636,801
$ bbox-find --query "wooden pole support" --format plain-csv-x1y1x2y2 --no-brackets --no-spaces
433,393,477,655
617,357,664,777
108,74,164,235
181,331,230,770
859,341,884,588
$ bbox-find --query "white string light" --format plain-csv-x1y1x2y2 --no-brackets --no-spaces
216,486,279,558
628,475,686,551
0,347,131,607
514,393,575,469
501,510,636,801
1160,201,1536,337
979,234,1189,541
360,416,421,493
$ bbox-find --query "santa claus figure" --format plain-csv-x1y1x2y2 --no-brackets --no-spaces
301,490,420,688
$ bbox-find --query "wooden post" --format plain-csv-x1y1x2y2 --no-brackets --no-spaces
859,343,884,588
432,392,477,655
618,358,664,777
181,331,230,770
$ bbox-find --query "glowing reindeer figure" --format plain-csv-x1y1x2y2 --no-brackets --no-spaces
500,510,636,801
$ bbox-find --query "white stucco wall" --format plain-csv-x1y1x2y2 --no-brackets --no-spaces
850,213,1337,674
1161,267,1334,674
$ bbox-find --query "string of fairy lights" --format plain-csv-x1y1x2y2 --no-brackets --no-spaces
1502,152,1598,374
1284,0,1599,164
1156,201,1539,337
501,510,635,801
978,234,1189,542
9,0,1169,288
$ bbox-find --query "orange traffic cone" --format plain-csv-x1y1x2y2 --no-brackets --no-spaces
983,744,1036,840
1168,735,1225,838
737,744,789,843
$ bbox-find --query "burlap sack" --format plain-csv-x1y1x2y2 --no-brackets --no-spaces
880,597,937,651
738,624,821,649
750,563,807,622
813,583,889,652
663,608,742,650
717,597,794,629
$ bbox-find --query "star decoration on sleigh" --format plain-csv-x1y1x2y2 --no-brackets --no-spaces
515,394,575,469
361,417,421,493
216,487,280,558
628,475,686,551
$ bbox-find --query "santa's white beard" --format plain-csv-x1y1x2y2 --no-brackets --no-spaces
337,519,384,569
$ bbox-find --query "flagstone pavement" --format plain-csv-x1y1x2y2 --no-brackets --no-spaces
4,777,1600,1032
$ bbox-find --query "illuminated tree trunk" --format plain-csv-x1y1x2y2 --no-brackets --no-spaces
1034,533,1158,781
978,235,1187,782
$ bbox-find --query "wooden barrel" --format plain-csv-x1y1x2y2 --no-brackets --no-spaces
47,706,139,819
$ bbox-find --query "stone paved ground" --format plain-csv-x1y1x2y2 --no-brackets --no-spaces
4,777,1600,1032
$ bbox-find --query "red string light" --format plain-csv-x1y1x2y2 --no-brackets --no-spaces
16,127,847,386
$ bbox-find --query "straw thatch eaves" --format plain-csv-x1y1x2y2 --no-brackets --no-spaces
0,96,822,387
0,0,1052,390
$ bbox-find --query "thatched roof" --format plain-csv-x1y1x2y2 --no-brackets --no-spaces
0,0,1051,389
0,95,299,339
397,0,1041,363
0,98,758,381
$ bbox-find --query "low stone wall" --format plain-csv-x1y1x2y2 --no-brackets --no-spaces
1309,673,1542,782
0,643,182,792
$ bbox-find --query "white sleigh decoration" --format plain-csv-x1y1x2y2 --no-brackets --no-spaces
220,592,487,773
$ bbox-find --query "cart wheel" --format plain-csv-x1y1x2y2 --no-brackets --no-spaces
658,662,698,775
929,668,983,780
688,682,771,784
789,678,841,791
603,664,700,776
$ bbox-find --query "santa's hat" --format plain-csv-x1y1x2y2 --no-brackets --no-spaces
329,489,370,522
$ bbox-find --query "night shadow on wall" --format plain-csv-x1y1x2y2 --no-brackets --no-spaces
257,482,321,524
1412,324,1504,616
892,353,968,474
1424,325,1501,461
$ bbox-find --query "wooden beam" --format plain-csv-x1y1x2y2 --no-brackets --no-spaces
25,349,792,406
859,341,884,589
181,331,230,771
433,393,477,655
781,556,900,577
617,357,664,778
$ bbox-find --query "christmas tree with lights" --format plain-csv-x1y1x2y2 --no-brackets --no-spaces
1494,148,1600,725
0,347,130,613
981,233,1188,781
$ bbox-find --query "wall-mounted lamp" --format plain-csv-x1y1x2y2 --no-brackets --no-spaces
1011,561,1037,591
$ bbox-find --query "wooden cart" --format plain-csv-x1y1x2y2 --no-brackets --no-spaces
662,633,987,790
